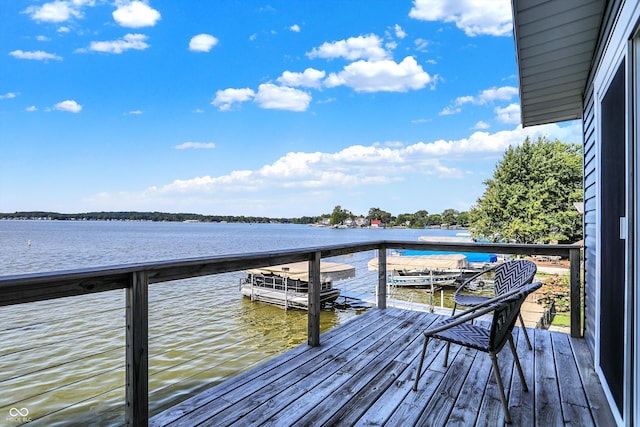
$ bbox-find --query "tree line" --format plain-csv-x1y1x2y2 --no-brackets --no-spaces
0,209,465,227
326,206,468,228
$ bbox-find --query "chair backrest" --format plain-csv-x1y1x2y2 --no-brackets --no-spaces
493,260,537,296
488,281,542,352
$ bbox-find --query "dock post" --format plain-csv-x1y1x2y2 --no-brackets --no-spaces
569,247,582,337
378,245,387,309
308,251,321,346
126,271,149,426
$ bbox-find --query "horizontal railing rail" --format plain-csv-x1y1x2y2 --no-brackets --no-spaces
0,240,581,426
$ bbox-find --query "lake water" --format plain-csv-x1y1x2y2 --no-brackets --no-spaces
0,221,460,426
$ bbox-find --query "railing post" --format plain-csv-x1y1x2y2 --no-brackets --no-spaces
308,251,321,347
126,271,149,426
377,245,387,309
569,247,582,337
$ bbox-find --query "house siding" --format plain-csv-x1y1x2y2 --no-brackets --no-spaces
583,82,597,354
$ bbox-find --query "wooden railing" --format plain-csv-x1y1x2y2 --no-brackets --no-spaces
0,240,581,426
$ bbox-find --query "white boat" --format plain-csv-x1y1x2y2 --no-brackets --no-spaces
368,254,469,288
240,261,355,310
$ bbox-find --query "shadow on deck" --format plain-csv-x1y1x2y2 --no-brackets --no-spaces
150,308,614,426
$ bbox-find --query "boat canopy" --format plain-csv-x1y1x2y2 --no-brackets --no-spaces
245,261,356,282
368,254,469,271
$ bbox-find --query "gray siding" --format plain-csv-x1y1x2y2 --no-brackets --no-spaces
583,82,597,355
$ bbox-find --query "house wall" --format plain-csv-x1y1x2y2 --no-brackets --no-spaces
582,1,640,424
583,82,597,354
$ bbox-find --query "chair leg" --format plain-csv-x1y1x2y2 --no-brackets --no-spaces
444,303,457,366
443,341,450,367
413,336,429,391
490,353,512,424
508,335,528,392
519,312,532,350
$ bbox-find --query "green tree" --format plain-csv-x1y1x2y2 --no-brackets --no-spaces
441,209,459,225
396,213,413,227
426,213,442,226
456,211,470,227
367,207,393,225
469,136,583,243
411,210,429,228
330,205,352,225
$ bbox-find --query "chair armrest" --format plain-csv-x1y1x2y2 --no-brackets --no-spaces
453,264,498,297
426,281,542,337
423,303,501,336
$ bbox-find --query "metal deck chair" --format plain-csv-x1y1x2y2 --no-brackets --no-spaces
452,259,537,350
413,281,542,424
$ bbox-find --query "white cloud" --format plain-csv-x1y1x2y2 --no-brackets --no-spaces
26,106,38,112
277,68,326,88
409,0,513,37
394,24,406,39
0,92,17,100
88,122,582,214
54,100,82,113
113,0,161,28
211,88,255,111
441,85,519,116
125,110,143,115
473,120,490,130
414,38,430,52
254,84,311,112
57,26,71,33
455,86,519,106
189,34,218,52
324,56,434,92
83,33,149,54
290,24,300,32
439,106,461,116
23,0,87,23
175,142,216,149
37,35,51,42
494,103,521,124
307,34,390,61
9,50,62,61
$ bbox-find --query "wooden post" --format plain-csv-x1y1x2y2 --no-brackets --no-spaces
377,246,387,309
569,247,582,337
126,271,149,426
308,252,321,347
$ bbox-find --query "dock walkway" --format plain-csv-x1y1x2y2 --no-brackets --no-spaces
150,308,614,426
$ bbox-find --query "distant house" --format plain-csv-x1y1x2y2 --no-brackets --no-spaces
370,219,383,228
343,218,355,227
511,1,639,424
355,217,369,227
320,217,331,226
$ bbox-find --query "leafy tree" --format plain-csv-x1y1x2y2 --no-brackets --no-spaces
396,213,413,227
426,213,442,226
469,136,583,243
330,205,352,225
411,210,429,228
367,207,393,225
456,211,470,227
441,209,459,225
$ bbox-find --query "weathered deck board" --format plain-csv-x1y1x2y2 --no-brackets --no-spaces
150,308,614,427
534,328,564,426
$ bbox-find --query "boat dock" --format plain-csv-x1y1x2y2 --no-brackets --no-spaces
150,307,614,426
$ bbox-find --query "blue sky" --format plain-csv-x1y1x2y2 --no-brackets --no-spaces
0,0,580,218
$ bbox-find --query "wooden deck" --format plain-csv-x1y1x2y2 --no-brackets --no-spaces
150,308,615,426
